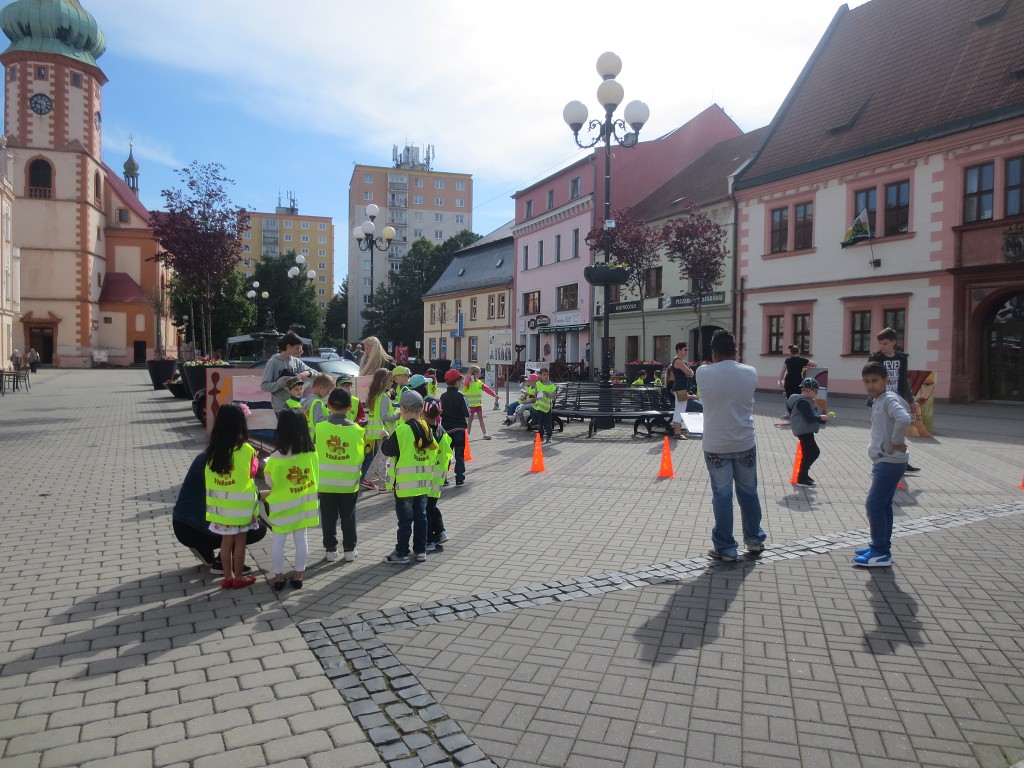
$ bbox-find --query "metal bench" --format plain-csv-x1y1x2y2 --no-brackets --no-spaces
551,382,673,438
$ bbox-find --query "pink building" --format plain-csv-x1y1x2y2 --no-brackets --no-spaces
512,106,741,373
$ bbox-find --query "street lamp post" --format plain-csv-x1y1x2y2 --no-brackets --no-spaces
564,51,649,389
352,204,396,329
245,281,270,329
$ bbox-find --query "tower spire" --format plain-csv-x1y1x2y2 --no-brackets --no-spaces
123,137,139,194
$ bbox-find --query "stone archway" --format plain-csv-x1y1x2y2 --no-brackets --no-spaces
979,292,1024,401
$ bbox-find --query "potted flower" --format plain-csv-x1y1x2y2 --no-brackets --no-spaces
165,375,189,399
146,355,178,391
178,357,232,398
584,262,632,287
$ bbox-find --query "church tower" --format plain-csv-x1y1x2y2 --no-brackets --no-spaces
0,0,108,366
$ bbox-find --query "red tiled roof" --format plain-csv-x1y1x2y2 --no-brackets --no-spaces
736,0,1024,189
98,272,149,303
631,128,767,222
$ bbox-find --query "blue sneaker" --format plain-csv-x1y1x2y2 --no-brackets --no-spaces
854,546,872,556
852,548,892,567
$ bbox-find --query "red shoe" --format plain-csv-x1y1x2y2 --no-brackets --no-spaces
221,578,233,589
230,575,258,589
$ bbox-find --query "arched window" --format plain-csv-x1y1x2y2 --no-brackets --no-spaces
27,159,53,199
94,171,101,202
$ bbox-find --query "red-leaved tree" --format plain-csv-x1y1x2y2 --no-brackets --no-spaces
660,203,728,362
151,162,250,357
587,207,661,360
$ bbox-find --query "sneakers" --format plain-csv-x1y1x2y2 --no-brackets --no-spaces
455,479,466,486
502,419,513,426
360,479,377,490
746,542,766,554
852,548,893,567
384,551,410,565
415,552,427,563
482,434,492,440
436,531,450,544
854,546,872,556
344,549,358,562
708,548,737,562
904,464,921,473
325,550,339,562
426,542,437,552
210,563,251,576
794,478,816,488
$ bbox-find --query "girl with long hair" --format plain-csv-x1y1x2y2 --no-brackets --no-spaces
361,367,398,490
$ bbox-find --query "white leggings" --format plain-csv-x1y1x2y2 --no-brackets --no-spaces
270,529,309,574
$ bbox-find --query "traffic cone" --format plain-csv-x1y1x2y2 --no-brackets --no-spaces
790,443,803,484
898,478,906,490
530,433,546,473
464,433,474,462
1019,474,1023,490
657,436,674,479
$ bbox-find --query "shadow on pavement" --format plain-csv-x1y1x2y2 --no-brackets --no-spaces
861,568,924,654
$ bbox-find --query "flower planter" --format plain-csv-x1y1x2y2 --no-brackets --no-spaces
166,379,189,398
146,359,178,390
429,359,452,375
584,264,631,287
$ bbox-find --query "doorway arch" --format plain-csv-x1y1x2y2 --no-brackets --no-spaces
979,292,1024,401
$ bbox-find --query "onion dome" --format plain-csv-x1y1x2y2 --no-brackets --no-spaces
1,0,106,66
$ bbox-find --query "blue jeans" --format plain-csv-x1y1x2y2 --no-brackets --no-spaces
395,494,428,557
865,461,904,555
447,429,466,483
704,448,766,557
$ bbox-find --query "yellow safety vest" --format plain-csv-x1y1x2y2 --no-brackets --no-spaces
429,431,453,499
315,422,365,494
427,380,439,397
347,394,361,423
365,393,390,442
285,397,302,410
522,384,536,402
205,443,259,527
264,451,320,533
386,422,436,498
533,381,557,413
631,377,645,387
464,379,484,408
305,396,327,435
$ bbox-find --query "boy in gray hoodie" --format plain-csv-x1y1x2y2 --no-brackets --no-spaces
786,377,831,488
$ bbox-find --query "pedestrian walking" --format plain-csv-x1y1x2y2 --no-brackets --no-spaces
27,348,40,373
787,377,833,488
9,348,22,371
695,330,767,561
463,365,500,439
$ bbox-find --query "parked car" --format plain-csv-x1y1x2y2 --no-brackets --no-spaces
317,347,338,357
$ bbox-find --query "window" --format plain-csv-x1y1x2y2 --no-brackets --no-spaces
498,295,506,318
70,72,83,88
430,303,436,324
570,177,581,199
301,235,309,242
434,213,444,223
35,66,47,79
301,248,309,255
884,181,910,235
767,315,784,354
537,240,544,267
469,337,478,362
284,234,292,242
571,228,580,259
319,222,327,230
644,267,662,297
454,338,461,361
244,231,251,239
470,298,477,320
547,190,555,210
430,339,437,359
318,261,326,269
456,181,466,191
770,207,788,253
414,229,423,238
793,313,811,353
363,260,371,270
242,244,251,253
456,199,465,208
883,308,906,344
435,197,444,206
7,67,15,81
318,250,326,258
854,187,877,235
318,288,326,296
363,173,374,183
319,236,326,243
554,234,562,262
413,195,423,205
27,158,53,198
435,180,444,189
964,162,994,223
850,310,872,354
455,215,464,224
525,200,533,218
794,202,813,250
434,230,444,239
1006,156,1023,218
522,244,529,270
242,257,252,266
283,220,292,228
488,295,495,318
362,190,373,201
523,291,540,315
413,178,423,188
441,338,448,358
301,222,309,229
318,275,326,283
414,212,423,222
456,300,462,320
557,284,578,311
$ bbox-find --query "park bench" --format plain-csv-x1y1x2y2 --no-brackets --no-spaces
551,382,674,438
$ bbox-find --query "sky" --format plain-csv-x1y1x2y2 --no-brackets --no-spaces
18,0,868,291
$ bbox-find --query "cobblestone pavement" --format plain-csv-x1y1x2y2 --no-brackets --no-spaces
0,370,1021,768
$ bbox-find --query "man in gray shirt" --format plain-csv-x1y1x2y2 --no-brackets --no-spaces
695,330,767,561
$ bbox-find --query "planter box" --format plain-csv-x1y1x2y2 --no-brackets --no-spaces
146,359,178,390
584,264,631,286
166,380,189,398
429,359,452,375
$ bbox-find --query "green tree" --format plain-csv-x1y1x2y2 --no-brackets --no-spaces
252,250,324,345
169,271,253,356
151,162,250,356
323,276,349,349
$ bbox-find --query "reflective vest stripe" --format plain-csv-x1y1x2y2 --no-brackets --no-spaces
315,422,365,494
208,489,257,501
265,453,320,532
205,444,259,527
389,423,436,498
533,382,556,413
464,380,483,408
365,394,388,441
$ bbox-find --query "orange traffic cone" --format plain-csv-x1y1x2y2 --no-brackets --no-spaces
657,436,674,479
898,477,906,490
790,443,803,484
530,433,546,473
464,433,474,462
1019,474,1023,490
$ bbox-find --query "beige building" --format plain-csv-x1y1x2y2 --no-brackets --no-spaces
348,144,473,339
240,192,335,310
0,141,18,366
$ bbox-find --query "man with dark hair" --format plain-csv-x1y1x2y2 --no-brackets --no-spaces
261,331,314,412
867,327,920,473
695,330,767,561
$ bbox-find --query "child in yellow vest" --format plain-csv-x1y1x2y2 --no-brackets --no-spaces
263,409,320,590
283,376,305,410
205,403,260,589
464,365,499,440
302,372,334,436
381,390,437,564
423,398,453,550
533,368,557,444
315,388,365,562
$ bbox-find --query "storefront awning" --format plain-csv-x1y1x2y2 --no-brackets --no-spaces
542,323,589,333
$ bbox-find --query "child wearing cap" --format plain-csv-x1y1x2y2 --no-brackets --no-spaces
439,369,470,486
315,387,365,563
390,366,412,401
283,376,305,410
463,365,500,440
381,390,437,563
786,377,833,488
336,375,366,424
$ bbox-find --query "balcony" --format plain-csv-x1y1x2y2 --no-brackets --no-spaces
28,186,52,199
